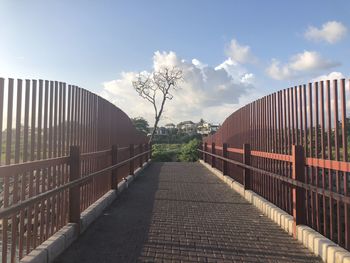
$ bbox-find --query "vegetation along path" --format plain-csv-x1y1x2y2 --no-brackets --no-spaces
55,162,321,263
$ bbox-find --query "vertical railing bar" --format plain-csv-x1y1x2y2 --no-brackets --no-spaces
303,84,309,224
287,89,292,213
66,84,72,217
0,78,4,258
88,92,92,204
308,82,315,229
272,93,277,205
270,95,273,202
278,91,283,209
326,79,334,241
0,78,4,166
263,97,267,198
290,87,296,214
299,85,303,147
37,80,44,245
341,78,349,249
294,86,299,145
61,83,67,226
283,89,288,211
44,81,53,238
314,81,320,232
49,81,55,236
11,79,22,263
57,82,62,229
333,79,341,245
31,79,40,249
320,81,327,237
52,81,58,234
298,86,304,216
3,78,14,263
82,90,88,207
21,80,30,255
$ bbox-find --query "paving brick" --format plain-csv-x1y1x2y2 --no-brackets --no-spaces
55,162,321,263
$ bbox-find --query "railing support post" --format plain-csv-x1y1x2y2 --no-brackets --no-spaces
204,143,208,163
111,145,118,190
292,145,306,238
139,143,143,167
222,143,228,175
129,143,134,175
211,142,215,168
243,143,251,190
69,146,81,227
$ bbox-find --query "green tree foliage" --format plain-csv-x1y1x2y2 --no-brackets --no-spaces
178,139,200,162
153,133,202,144
131,117,150,135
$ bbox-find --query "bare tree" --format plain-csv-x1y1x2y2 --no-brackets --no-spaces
132,66,183,143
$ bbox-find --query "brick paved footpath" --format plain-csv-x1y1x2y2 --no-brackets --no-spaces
55,162,321,263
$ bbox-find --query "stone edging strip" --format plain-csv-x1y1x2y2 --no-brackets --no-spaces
20,160,151,263
199,160,350,263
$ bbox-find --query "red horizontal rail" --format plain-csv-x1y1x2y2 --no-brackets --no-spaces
81,149,112,160
211,144,350,172
305,157,350,173
227,147,244,154
0,149,151,219
199,148,350,205
0,156,69,177
251,150,292,162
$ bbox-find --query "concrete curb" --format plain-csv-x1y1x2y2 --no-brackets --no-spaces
199,160,350,263
20,160,151,263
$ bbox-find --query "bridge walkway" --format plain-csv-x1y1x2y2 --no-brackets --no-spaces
55,162,321,263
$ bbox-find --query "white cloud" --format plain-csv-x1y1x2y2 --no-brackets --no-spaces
304,21,347,44
225,39,256,64
101,51,255,125
266,51,340,80
311,71,347,82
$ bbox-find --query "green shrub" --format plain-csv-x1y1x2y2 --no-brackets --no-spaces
178,139,200,162
152,144,181,162
151,140,201,162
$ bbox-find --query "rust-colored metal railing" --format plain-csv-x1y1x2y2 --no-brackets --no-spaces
0,77,149,262
201,78,350,251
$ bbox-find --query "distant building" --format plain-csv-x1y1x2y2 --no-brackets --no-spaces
197,122,220,135
164,123,176,130
149,126,167,136
177,121,196,134
157,127,167,135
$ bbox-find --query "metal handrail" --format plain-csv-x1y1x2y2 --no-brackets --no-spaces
0,150,151,219
198,149,350,204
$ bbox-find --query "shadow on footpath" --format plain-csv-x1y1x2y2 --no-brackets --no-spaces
54,162,163,263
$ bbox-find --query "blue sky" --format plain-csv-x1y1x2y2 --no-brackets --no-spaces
1,0,349,124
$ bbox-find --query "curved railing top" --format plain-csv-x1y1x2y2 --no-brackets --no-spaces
204,78,350,156
0,77,147,166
